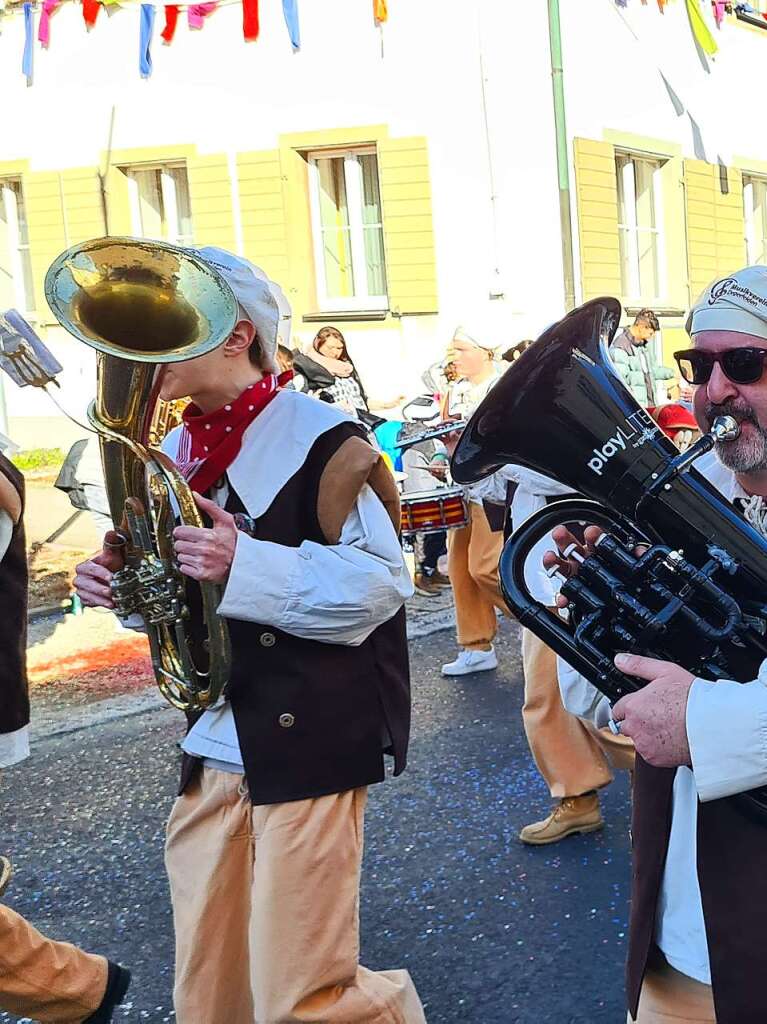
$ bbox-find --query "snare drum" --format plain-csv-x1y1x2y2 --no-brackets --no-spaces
400,487,468,536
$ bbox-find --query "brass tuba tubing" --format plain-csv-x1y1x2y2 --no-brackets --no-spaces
44,237,239,712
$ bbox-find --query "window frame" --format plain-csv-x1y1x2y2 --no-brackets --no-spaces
123,162,194,248
307,146,388,313
615,150,668,306
743,173,767,266
0,177,35,314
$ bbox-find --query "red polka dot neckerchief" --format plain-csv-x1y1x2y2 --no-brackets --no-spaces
176,371,293,496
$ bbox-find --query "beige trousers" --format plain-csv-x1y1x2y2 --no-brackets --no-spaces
165,768,426,1024
521,627,635,797
630,962,716,1022
447,502,509,649
0,902,107,1023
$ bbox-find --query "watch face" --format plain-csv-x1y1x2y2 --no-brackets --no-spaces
233,513,257,538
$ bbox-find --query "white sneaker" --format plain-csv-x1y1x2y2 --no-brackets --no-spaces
441,646,498,676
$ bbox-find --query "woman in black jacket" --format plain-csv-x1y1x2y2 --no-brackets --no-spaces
293,326,370,414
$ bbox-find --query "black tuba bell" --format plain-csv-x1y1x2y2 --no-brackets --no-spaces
452,297,767,819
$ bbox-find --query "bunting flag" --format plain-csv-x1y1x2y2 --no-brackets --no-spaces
38,0,61,47
161,3,179,42
82,0,101,29
0,0,404,83
22,2,34,84
685,0,718,53
242,0,257,39
282,0,299,48
187,1,217,30
139,2,154,76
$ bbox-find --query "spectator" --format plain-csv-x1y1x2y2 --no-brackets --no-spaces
609,309,674,407
293,327,369,415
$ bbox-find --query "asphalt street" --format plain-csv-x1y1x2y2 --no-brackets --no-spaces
2,622,632,1023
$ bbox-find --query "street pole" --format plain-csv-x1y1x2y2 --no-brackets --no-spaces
548,0,576,312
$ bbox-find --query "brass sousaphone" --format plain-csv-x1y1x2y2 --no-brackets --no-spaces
45,237,238,711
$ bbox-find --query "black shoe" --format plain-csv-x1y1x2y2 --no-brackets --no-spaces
84,961,131,1023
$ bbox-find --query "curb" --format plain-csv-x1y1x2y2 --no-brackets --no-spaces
31,689,169,743
28,602,70,624
29,605,457,742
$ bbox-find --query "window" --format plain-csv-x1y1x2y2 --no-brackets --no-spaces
0,178,35,312
124,164,193,247
308,149,387,311
616,152,666,302
743,175,767,265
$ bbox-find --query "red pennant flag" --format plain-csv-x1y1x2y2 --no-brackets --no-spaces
82,0,100,27
243,0,259,40
162,4,179,43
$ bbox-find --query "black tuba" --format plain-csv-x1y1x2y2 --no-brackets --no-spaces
452,297,767,819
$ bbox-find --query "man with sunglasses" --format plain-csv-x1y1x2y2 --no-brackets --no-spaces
550,266,767,1024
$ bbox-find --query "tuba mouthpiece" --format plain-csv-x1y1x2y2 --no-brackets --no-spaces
711,415,740,443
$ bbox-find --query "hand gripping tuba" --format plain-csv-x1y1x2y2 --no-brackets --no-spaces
45,237,237,711
452,297,767,821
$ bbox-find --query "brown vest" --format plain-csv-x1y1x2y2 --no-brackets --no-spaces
0,455,29,736
179,421,411,805
627,757,767,1023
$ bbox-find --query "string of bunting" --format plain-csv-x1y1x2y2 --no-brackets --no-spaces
614,0,767,55
0,0,389,84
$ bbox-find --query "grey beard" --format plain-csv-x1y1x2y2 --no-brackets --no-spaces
708,400,767,472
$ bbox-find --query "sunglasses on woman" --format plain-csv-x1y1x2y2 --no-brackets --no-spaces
674,347,767,386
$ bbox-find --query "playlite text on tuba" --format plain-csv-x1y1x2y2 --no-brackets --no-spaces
452,297,767,819
45,237,237,711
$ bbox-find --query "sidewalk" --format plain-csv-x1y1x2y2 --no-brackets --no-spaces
26,585,458,741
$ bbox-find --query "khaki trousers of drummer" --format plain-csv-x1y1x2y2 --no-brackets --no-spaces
0,766,108,1024
165,768,427,1024
630,962,716,1022
521,627,635,798
447,501,509,649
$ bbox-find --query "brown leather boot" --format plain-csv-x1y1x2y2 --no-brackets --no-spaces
519,793,603,845
413,572,441,596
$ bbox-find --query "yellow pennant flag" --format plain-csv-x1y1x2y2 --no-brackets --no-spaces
685,0,718,56
374,0,387,24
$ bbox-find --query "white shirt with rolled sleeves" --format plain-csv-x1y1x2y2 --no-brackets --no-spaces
471,464,572,606
557,449,767,985
159,390,413,772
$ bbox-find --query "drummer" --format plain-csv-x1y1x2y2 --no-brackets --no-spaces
440,327,508,676
400,429,452,598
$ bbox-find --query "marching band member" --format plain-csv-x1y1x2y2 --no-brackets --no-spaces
440,327,508,676
73,248,426,1024
0,450,130,1024
469,462,634,843
550,266,767,1023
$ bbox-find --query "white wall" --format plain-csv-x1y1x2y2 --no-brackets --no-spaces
0,0,568,441
560,1,767,167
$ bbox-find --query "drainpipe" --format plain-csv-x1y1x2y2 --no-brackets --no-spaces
548,0,576,311
98,105,117,236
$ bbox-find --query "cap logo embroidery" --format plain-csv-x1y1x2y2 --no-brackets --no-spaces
708,276,767,312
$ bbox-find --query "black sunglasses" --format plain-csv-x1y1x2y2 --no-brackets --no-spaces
674,347,767,386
